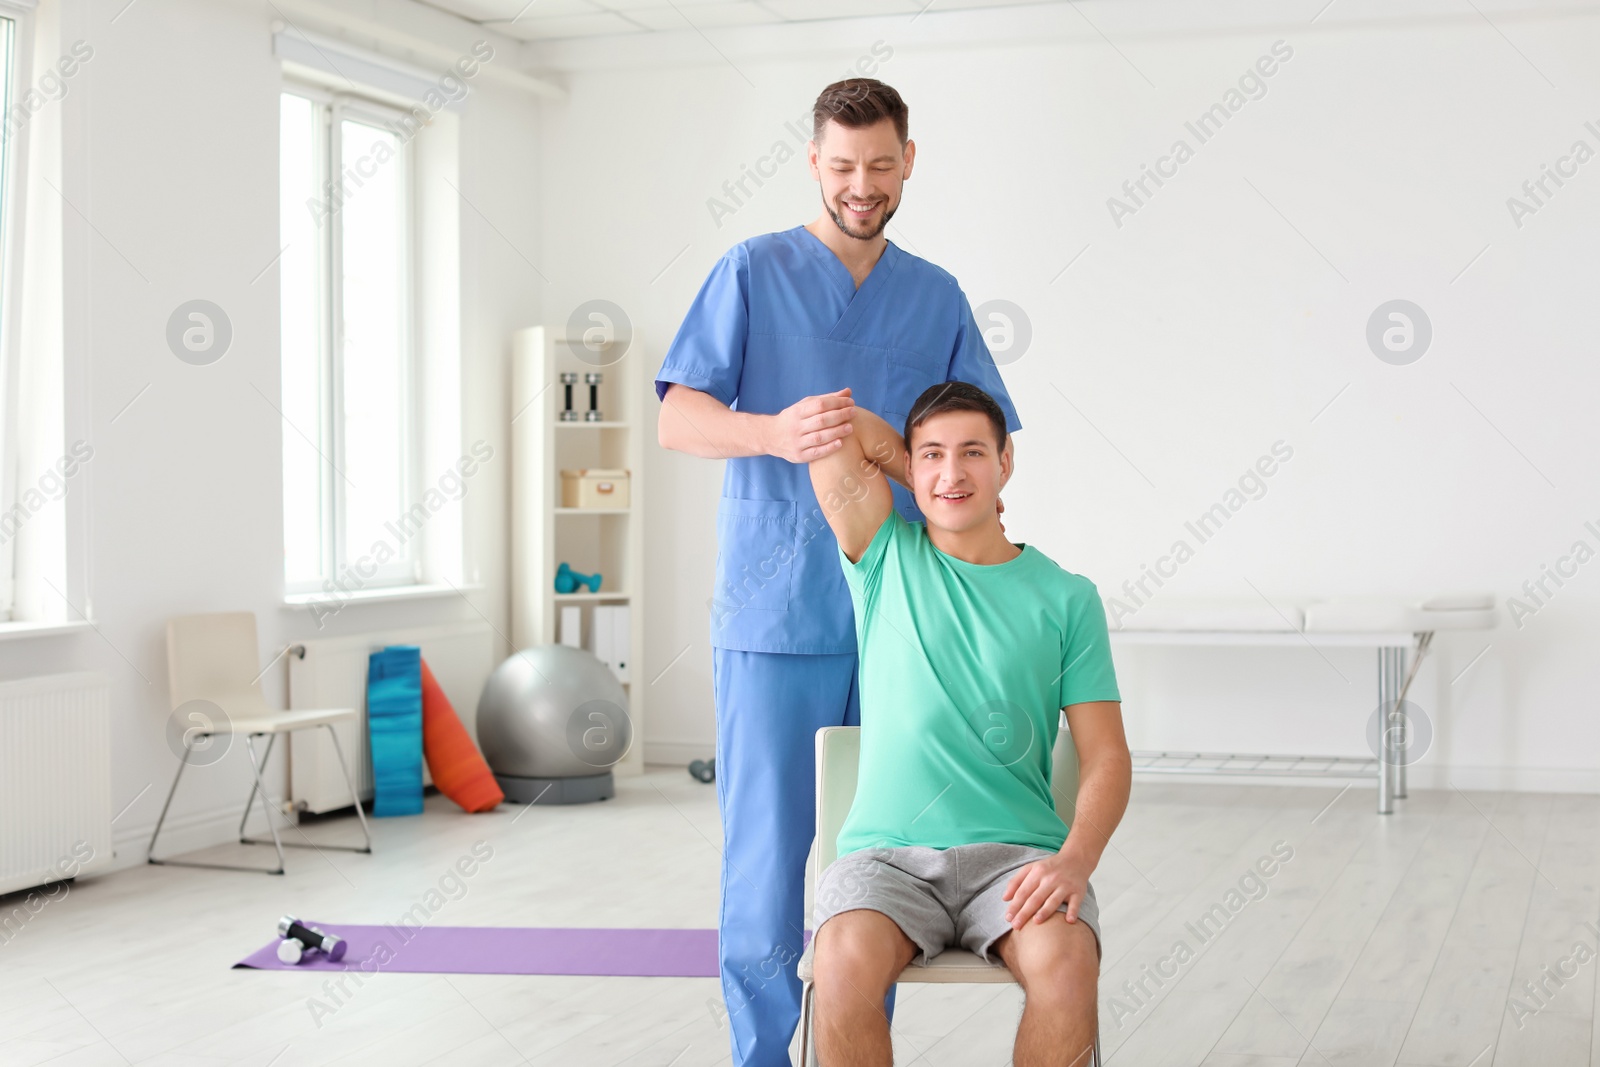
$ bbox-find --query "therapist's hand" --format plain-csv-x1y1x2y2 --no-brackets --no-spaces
767,388,856,464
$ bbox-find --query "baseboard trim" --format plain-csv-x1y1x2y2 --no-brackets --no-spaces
644,740,714,768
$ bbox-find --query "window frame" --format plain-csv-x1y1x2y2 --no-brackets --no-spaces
280,79,423,597
0,9,25,620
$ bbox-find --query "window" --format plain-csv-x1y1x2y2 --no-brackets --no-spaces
280,86,419,596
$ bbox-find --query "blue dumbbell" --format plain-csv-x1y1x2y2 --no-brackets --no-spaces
554,561,602,594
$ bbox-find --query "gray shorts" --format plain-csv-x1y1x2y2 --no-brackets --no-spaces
813,842,1101,967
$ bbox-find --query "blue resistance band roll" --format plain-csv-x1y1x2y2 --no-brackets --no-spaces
367,645,424,817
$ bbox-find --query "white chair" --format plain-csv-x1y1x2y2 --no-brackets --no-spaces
147,611,372,874
797,722,1101,1067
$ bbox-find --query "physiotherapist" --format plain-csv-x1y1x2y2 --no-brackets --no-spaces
655,78,1021,1067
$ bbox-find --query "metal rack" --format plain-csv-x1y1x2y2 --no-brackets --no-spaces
1130,751,1380,778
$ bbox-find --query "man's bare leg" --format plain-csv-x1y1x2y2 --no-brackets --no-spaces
812,909,918,1067
994,910,1099,1067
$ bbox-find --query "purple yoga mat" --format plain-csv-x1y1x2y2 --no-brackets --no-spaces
234,925,722,977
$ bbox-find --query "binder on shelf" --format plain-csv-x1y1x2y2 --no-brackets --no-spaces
589,604,631,684
611,604,630,683
589,605,613,676
559,605,582,649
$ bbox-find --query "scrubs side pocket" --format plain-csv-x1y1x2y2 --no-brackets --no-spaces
714,496,798,614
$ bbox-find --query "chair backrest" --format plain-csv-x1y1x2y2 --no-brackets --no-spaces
166,611,275,719
812,715,1083,893
1050,713,1083,823
814,727,860,875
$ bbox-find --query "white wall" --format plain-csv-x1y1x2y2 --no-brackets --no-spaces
4,0,541,872
11,0,1596,888
532,2,1600,790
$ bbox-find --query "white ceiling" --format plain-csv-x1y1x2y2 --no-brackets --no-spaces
418,0,1063,42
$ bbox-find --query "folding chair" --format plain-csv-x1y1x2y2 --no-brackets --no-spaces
148,612,372,874
796,722,1101,1066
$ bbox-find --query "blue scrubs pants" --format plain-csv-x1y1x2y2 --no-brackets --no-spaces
713,648,896,1065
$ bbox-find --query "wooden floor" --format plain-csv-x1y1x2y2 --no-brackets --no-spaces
2,771,1597,1066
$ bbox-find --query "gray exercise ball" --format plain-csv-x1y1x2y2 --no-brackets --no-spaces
476,645,632,805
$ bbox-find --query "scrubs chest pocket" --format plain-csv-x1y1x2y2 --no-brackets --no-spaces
715,497,798,613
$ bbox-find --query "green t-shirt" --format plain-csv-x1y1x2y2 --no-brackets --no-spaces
835,510,1121,858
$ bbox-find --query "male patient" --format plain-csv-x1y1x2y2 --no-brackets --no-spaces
806,381,1132,1067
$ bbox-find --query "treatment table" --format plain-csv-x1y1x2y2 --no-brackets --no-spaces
1106,594,1496,814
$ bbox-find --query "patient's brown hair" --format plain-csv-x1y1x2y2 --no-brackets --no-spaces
904,381,1009,453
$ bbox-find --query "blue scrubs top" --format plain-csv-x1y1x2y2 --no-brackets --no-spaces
655,225,1022,656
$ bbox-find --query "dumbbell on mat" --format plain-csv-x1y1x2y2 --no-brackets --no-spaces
277,915,347,964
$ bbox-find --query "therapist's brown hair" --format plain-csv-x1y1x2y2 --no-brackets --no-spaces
904,381,1009,454
813,79,908,146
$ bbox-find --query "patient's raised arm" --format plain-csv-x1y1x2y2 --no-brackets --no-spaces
806,390,902,564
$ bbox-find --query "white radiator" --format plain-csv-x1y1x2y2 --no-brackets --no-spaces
0,672,112,896
287,622,496,813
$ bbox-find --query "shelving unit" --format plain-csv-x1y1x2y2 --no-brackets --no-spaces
510,326,646,777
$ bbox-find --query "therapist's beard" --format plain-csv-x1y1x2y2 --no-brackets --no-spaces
826,197,897,241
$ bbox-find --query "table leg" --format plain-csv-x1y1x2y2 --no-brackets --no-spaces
1393,644,1409,800
1377,647,1393,815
